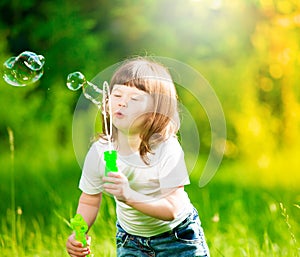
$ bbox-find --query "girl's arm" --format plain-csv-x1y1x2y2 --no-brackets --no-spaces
66,192,102,257
103,173,186,221
126,186,186,221
77,192,102,228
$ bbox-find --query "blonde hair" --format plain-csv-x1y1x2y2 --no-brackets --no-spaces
102,57,180,164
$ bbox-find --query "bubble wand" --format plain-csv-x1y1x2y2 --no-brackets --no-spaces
66,72,118,176
102,81,119,176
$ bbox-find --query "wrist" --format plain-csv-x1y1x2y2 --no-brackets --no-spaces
123,189,152,206
122,188,137,204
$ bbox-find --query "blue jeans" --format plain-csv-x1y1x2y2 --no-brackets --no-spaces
116,207,210,257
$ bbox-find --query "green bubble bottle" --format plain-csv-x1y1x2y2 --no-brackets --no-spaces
104,150,118,176
70,214,90,256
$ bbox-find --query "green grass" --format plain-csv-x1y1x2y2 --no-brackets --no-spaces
188,181,300,256
0,150,299,256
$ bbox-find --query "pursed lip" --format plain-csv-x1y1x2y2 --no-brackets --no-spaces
114,110,125,118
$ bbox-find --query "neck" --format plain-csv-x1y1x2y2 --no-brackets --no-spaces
115,130,141,155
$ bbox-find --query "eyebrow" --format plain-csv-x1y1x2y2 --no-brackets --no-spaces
112,86,148,96
111,88,122,93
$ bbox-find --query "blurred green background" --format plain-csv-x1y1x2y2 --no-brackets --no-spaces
0,0,299,256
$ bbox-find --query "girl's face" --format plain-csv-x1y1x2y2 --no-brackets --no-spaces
110,84,154,135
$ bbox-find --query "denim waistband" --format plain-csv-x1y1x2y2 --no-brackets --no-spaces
117,207,197,240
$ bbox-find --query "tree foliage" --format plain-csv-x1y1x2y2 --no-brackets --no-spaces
0,0,299,186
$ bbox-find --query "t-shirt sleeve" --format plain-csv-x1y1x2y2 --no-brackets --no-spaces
159,138,190,189
79,142,105,194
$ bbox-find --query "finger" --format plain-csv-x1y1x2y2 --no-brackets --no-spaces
103,176,122,184
107,172,122,178
103,182,118,189
68,248,90,257
102,176,114,183
67,242,90,256
67,234,83,247
70,238,84,248
72,240,83,247
103,178,114,185
67,239,89,256
86,235,92,247
103,184,119,194
102,174,119,181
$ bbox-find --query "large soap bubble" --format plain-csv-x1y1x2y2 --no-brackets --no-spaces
70,57,227,187
3,51,45,87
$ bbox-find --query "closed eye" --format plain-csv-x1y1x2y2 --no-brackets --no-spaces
131,95,144,101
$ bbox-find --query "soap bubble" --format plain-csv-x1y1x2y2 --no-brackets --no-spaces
82,80,103,107
2,51,45,87
66,71,86,91
66,71,103,107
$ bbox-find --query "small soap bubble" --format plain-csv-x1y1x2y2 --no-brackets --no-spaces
66,71,86,91
66,71,103,107
2,51,45,87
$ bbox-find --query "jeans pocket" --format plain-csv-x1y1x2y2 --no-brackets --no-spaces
174,210,204,244
116,231,129,248
175,222,202,243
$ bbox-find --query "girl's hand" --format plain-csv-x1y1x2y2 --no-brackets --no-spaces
66,233,91,257
102,172,132,202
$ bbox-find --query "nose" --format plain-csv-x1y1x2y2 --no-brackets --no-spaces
118,97,127,107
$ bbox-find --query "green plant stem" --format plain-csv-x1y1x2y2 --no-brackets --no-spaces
279,202,299,257
7,127,17,254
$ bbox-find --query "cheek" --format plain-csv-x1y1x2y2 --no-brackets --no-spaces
130,104,152,119
130,112,152,127
110,101,119,112
139,99,154,113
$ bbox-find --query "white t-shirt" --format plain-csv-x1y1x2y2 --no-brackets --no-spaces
79,136,193,237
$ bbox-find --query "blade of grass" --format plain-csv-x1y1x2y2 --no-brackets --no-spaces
7,127,17,255
279,202,299,257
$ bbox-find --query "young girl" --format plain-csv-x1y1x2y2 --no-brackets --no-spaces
66,57,210,257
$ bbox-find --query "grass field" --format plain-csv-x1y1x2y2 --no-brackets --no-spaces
0,149,299,256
